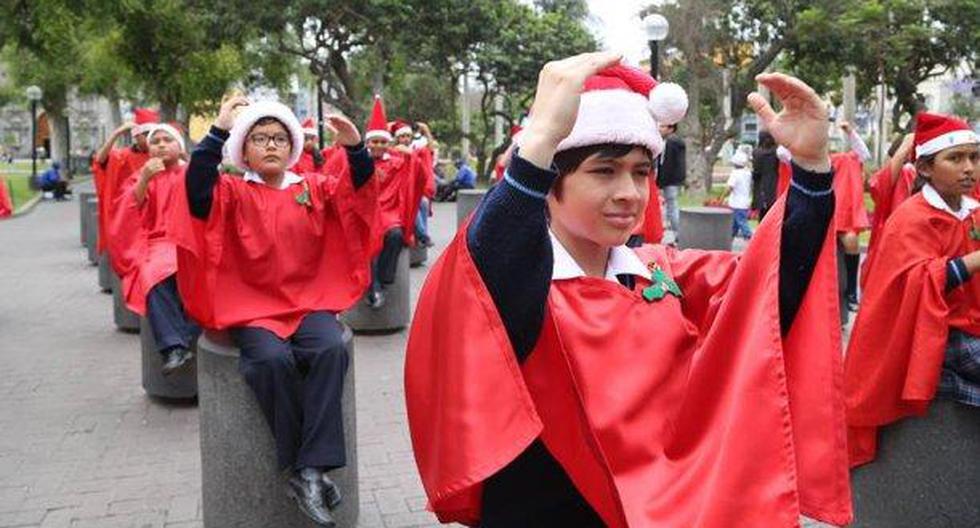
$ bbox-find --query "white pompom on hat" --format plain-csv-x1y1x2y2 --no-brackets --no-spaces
553,64,688,158
226,101,304,171
145,123,185,152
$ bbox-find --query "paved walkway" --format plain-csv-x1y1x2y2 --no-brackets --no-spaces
0,197,835,528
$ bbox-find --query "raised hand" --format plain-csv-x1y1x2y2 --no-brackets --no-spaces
114,122,136,136
521,51,623,168
215,95,250,131
140,158,166,181
747,73,830,172
325,114,361,147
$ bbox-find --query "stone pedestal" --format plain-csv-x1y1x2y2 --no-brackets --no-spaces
456,189,488,228
98,253,112,293
111,271,140,333
409,244,427,268
140,317,197,400
85,202,99,265
198,327,358,528
678,207,733,251
850,399,980,527
78,186,96,246
341,249,410,333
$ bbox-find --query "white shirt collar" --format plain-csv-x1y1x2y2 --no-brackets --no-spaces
243,170,304,190
550,231,651,283
921,183,979,220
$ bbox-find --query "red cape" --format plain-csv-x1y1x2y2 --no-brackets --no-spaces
845,194,980,467
832,152,869,233
107,164,185,315
633,177,664,243
0,177,12,218
405,197,851,526
776,161,792,198
862,164,917,288
415,147,437,200
374,149,427,246
170,147,379,338
92,148,149,253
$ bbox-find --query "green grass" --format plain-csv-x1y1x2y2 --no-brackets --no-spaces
2,173,39,211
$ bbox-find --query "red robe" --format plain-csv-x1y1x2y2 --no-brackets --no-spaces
107,164,185,315
776,161,792,198
291,148,331,175
845,194,980,467
405,197,852,527
862,164,917,288
0,177,12,218
170,147,379,338
91,148,150,253
415,146,437,200
374,149,427,247
632,177,664,244
831,152,869,233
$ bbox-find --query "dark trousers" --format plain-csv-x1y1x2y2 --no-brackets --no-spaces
371,228,404,292
41,181,69,200
146,274,201,355
230,311,348,471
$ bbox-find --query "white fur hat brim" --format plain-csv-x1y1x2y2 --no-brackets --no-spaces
145,124,185,152
226,101,304,170
365,129,393,142
556,89,665,158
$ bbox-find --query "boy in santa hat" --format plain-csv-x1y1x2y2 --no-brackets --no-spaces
845,112,979,468
172,96,377,526
392,120,437,248
108,123,199,374
92,108,158,258
291,117,327,174
363,96,427,308
406,52,852,527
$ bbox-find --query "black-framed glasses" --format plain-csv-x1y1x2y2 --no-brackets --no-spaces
248,133,291,148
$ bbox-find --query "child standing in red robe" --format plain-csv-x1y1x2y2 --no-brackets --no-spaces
845,112,979,467
406,53,852,527
173,97,377,526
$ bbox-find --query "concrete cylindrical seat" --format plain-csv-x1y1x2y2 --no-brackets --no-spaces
850,399,980,527
456,189,488,228
85,202,99,265
110,271,140,333
98,253,112,293
140,317,197,400
198,327,358,528
341,248,410,333
678,207,733,251
78,186,96,246
410,244,427,268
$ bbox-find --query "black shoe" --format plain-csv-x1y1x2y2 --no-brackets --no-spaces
367,290,386,310
286,475,336,527
161,347,193,377
321,474,342,510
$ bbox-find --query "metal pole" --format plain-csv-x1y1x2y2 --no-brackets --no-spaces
66,115,72,176
31,100,37,185
648,40,659,78
316,80,325,150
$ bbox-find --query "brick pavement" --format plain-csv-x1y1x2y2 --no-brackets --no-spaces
0,197,835,528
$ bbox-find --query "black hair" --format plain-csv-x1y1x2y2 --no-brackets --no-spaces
911,152,936,195
249,117,292,145
757,130,776,150
551,143,653,199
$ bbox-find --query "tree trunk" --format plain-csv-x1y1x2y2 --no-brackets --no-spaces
160,98,179,123
681,79,707,195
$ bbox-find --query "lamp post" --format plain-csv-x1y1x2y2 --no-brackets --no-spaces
25,85,42,187
643,14,670,79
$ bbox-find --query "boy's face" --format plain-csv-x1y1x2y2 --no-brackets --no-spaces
303,135,317,153
134,132,149,151
148,132,181,164
547,147,652,249
243,120,292,179
368,137,390,159
920,144,979,201
396,132,413,146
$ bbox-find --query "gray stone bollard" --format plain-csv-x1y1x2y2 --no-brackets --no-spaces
85,201,99,265
78,184,96,246
409,244,427,268
111,271,140,333
850,399,980,527
140,317,197,400
341,248,410,333
678,207,733,251
98,253,112,293
198,327,358,528
456,188,488,228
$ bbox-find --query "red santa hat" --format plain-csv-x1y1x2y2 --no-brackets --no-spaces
225,101,304,170
145,123,185,152
365,95,392,142
131,108,160,136
914,111,978,159
539,64,687,157
300,117,318,137
391,119,413,138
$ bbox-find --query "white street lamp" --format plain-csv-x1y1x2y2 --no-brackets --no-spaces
643,14,670,78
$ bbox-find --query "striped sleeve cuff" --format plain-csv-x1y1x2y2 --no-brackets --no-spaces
504,150,558,200
947,257,971,290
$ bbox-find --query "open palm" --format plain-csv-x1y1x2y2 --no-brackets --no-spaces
748,73,829,168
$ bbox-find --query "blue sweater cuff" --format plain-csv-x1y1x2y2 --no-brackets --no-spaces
506,150,558,199
790,161,833,195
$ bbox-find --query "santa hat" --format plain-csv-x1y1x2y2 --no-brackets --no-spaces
131,108,160,136
365,95,392,142
914,112,978,159
391,120,413,138
300,117,318,137
145,123,185,152
550,64,687,157
225,101,304,170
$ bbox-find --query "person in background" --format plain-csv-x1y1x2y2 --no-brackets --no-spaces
39,161,70,201
656,122,686,235
723,150,754,239
752,130,780,220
